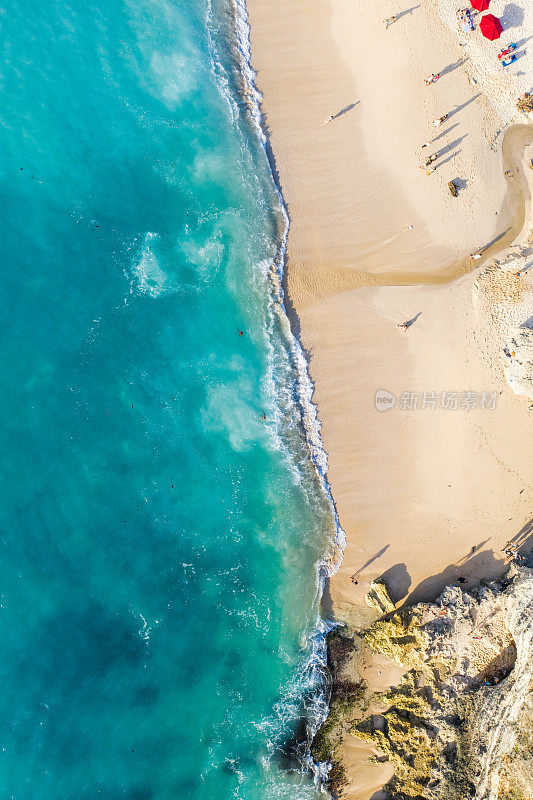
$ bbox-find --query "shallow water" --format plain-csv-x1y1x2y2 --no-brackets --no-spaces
0,0,337,797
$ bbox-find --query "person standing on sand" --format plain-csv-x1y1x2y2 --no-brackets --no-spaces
425,73,440,85
323,115,333,125
421,140,432,148
434,114,448,126
385,16,397,28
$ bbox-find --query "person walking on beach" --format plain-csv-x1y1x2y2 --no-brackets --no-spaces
421,140,432,148
434,114,448,127
398,313,421,330
385,15,397,28
323,114,333,125
425,73,440,86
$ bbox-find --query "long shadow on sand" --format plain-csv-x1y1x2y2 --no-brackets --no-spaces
435,135,468,160
379,563,412,603
394,5,421,23
447,93,481,120
474,226,513,257
439,58,467,78
352,545,390,577
332,101,360,120
392,520,533,609
431,123,459,144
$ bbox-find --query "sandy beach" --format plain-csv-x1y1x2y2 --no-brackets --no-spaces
246,0,533,794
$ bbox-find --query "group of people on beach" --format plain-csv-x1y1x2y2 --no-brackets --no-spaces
377,25,444,170
502,542,522,563
422,62,448,170
417,115,449,174
457,7,475,33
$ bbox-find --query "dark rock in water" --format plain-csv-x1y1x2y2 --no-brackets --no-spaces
222,752,255,776
311,567,533,800
222,757,240,775
276,716,310,771
326,628,357,673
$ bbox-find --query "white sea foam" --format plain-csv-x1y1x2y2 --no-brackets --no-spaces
127,0,203,109
204,0,347,789
180,224,225,278
201,379,267,451
226,0,346,577
129,231,169,297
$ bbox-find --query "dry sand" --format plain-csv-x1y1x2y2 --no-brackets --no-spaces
246,0,533,602
245,0,533,793
247,0,511,294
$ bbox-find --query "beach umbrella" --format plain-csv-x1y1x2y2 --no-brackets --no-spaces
480,13,502,40
471,0,490,11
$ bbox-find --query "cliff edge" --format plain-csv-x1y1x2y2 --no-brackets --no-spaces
313,566,533,800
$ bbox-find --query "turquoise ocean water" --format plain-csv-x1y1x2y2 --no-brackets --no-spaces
0,0,340,797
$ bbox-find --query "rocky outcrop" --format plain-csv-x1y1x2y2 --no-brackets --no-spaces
313,566,533,800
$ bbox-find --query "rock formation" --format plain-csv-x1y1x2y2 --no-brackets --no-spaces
313,566,533,800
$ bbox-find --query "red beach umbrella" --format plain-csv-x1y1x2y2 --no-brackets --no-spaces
480,13,502,40
471,0,490,11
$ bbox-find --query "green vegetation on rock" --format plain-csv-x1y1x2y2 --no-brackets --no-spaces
353,671,441,799
312,570,533,799
362,610,428,672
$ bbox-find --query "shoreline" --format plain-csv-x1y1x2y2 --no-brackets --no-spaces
228,0,350,784
230,0,347,577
